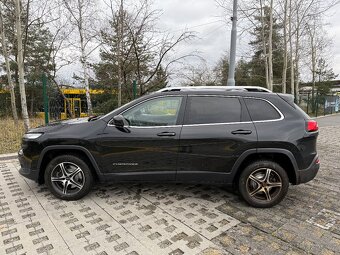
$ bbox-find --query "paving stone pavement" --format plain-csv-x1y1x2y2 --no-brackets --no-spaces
0,125,339,255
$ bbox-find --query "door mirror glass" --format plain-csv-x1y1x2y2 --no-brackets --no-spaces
113,115,129,127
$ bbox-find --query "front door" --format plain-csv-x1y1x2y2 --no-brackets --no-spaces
96,96,186,182
177,95,257,183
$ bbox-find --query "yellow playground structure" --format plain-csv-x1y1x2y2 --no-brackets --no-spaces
60,88,105,120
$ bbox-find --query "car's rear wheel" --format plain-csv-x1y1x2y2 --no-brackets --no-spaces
44,155,93,200
238,160,289,208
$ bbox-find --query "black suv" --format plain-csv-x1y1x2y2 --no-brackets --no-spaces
18,86,319,207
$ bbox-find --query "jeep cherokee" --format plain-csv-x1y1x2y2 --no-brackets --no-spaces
18,86,319,208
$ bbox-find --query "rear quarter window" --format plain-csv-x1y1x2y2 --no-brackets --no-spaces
245,98,281,121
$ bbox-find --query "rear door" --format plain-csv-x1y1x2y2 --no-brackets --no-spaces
177,95,257,183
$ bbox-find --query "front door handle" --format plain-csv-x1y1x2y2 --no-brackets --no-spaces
231,130,252,135
157,132,176,137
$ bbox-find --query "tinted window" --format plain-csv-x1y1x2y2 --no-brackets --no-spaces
123,97,182,126
245,98,281,121
185,96,241,124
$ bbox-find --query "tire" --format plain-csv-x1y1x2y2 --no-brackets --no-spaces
238,160,289,208
44,155,93,200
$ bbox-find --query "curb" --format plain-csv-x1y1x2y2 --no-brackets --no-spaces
315,113,340,119
0,152,18,161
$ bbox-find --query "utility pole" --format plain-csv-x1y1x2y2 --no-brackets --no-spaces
227,0,237,87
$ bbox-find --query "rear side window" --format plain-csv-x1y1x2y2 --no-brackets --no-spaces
245,98,281,121
185,96,241,125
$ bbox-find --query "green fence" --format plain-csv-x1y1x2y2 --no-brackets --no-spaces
299,92,340,117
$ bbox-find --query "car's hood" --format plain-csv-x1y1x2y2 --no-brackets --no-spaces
28,118,90,133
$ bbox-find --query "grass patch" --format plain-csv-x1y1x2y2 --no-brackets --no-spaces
0,117,44,154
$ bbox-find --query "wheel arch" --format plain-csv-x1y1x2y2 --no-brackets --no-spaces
37,145,102,184
231,148,299,185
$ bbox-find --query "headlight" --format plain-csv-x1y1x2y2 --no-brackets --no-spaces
23,133,43,139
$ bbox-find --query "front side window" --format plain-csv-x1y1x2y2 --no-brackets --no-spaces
122,97,183,127
184,96,242,125
244,98,281,121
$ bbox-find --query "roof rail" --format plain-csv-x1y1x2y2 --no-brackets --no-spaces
158,86,272,93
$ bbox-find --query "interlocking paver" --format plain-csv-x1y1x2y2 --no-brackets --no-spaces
0,119,340,254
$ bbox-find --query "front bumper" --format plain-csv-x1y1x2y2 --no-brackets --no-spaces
18,149,39,182
296,156,320,184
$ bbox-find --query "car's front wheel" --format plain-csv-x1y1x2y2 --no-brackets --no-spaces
238,160,289,208
44,155,93,200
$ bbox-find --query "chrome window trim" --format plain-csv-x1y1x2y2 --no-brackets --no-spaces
107,95,284,128
243,97,284,123
114,125,182,129
182,121,253,127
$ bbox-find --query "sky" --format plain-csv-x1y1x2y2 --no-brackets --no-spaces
154,0,340,80
59,0,340,85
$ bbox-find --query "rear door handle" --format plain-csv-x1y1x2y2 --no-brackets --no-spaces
157,132,176,137
231,130,252,135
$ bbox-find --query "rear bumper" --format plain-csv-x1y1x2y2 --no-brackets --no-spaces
18,149,39,182
296,155,320,184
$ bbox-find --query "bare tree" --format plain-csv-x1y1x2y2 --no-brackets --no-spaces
281,0,288,93
15,0,30,131
102,0,197,96
305,16,332,103
289,0,295,96
268,0,274,91
259,0,270,89
0,2,18,124
179,61,219,87
117,0,123,106
62,0,101,115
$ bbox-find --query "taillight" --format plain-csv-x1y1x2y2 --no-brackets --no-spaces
307,120,318,132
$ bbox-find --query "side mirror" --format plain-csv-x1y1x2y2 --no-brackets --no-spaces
113,115,129,127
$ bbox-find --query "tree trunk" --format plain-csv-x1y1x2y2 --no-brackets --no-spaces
15,0,30,131
0,4,18,125
294,7,300,103
289,0,294,96
294,41,300,103
77,0,92,116
268,0,274,91
310,30,316,110
117,0,123,107
282,0,288,93
30,89,34,115
260,0,269,89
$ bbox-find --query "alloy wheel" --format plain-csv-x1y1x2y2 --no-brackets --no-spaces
246,168,282,201
50,162,85,195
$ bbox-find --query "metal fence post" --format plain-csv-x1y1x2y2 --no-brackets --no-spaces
307,92,310,114
315,92,318,118
42,73,49,124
